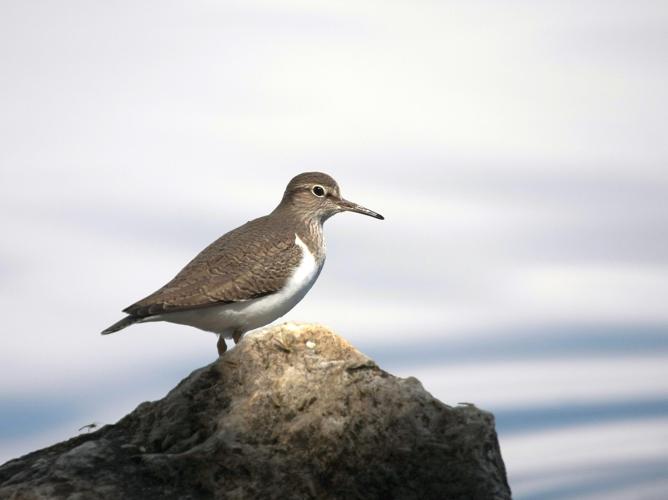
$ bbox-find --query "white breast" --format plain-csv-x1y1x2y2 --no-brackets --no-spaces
159,234,324,336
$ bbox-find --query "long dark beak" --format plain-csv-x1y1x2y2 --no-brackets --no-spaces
337,198,384,220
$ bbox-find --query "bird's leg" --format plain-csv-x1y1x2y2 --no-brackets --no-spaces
217,335,227,356
233,330,243,345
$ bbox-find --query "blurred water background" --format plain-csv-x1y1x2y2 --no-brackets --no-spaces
1,1,667,498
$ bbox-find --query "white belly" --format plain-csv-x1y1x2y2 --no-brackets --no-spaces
157,234,323,337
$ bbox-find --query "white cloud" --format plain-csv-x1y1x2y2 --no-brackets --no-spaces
505,417,668,498
397,355,668,409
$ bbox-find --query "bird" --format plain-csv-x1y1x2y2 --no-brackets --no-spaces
101,172,384,355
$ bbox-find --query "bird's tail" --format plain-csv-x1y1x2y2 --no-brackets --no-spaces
101,315,141,335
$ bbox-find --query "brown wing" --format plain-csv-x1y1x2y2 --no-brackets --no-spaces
124,216,302,317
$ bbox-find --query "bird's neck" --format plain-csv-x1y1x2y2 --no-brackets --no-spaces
271,204,326,262
300,218,326,263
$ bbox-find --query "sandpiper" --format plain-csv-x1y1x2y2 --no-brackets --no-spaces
102,172,383,355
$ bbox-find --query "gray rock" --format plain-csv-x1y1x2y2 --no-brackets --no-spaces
0,323,511,499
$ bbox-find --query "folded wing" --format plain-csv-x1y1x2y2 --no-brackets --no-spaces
124,217,302,318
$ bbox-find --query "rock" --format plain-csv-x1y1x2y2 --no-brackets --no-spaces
0,323,511,499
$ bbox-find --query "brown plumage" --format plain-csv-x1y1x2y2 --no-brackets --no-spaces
124,216,305,317
102,172,384,355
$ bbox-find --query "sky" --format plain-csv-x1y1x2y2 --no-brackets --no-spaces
1,1,667,498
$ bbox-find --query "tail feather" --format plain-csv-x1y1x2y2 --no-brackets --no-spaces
101,315,141,335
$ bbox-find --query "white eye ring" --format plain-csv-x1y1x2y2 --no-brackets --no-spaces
312,185,326,197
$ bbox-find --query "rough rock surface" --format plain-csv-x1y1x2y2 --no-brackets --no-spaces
0,323,511,499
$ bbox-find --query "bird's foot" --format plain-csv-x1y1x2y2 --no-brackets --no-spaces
233,330,243,345
217,335,227,356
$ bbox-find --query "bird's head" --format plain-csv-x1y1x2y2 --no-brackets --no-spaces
278,172,384,223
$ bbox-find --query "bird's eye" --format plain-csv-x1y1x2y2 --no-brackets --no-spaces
312,185,326,197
